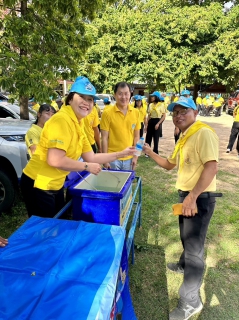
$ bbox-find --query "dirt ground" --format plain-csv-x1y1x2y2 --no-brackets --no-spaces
157,112,239,176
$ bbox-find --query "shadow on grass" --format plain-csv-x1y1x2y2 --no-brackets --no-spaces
197,258,239,320
129,243,169,320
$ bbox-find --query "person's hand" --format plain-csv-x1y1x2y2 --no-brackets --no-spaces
87,163,102,175
103,162,111,169
121,147,136,157
143,143,152,156
0,236,8,247
132,155,138,170
182,194,198,217
155,122,160,130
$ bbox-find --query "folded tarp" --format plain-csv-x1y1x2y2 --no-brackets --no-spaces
0,216,125,319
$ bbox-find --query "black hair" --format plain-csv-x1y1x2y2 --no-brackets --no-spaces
151,96,160,103
65,92,75,106
114,82,131,94
34,103,55,124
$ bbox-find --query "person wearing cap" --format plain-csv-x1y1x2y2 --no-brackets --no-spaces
100,82,141,170
25,104,56,157
21,76,136,218
143,96,219,320
83,100,101,153
173,93,180,102
181,89,191,98
145,91,166,155
133,95,147,137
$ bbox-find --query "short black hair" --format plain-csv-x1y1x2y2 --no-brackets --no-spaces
114,82,131,94
65,92,75,106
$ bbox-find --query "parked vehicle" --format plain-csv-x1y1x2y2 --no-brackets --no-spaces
95,94,115,105
0,118,32,213
225,90,239,115
0,102,36,120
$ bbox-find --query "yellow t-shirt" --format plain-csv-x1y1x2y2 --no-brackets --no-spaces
196,97,202,104
148,102,166,118
83,107,100,145
233,106,239,122
100,104,141,160
202,97,207,105
173,97,179,102
25,124,42,157
23,105,92,190
219,97,224,104
213,100,221,108
138,106,147,123
164,96,171,106
167,126,219,191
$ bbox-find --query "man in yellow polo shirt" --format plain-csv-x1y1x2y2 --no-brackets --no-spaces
100,82,141,170
143,96,219,320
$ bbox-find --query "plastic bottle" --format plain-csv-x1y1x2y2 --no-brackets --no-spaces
134,137,145,156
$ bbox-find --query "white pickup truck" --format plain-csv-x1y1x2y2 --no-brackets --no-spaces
0,118,32,213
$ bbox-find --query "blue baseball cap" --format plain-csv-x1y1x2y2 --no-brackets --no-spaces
159,96,165,101
103,98,110,104
167,96,197,112
150,91,161,99
181,89,191,95
134,95,143,101
70,76,97,99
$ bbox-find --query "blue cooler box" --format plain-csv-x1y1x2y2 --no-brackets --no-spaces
68,170,135,226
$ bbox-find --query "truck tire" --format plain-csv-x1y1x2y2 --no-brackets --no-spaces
0,170,16,214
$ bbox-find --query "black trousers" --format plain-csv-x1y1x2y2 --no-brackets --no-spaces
20,173,65,218
145,118,161,154
140,122,144,138
178,196,215,306
214,107,222,117
227,121,239,153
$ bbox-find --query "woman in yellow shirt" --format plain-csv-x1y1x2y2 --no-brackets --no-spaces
133,95,147,137
21,76,135,218
145,91,166,155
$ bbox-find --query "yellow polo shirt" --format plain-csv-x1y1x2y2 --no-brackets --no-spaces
25,124,42,157
23,105,92,190
138,106,147,123
148,102,166,118
100,104,141,160
174,97,179,102
167,126,219,192
83,107,100,145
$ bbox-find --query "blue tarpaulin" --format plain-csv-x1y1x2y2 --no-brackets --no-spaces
0,216,127,319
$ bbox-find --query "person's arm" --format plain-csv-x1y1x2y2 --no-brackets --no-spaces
0,236,8,247
101,129,110,168
155,113,166,130
47,147,136,174
93,126,101,152
182,161,218,217
143,144,176,170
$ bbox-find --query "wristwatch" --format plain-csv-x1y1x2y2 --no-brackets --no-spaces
84,162,88,170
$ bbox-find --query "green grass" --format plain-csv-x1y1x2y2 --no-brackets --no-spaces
0,157,239,319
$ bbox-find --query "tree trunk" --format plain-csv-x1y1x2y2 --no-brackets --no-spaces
193,83,199,101
19,1,29,120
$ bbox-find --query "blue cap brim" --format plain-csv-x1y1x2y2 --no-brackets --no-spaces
167,101,197,112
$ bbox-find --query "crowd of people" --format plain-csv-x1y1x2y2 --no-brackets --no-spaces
2,78,237,320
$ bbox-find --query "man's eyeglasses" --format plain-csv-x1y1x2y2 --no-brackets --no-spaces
172,109,189,117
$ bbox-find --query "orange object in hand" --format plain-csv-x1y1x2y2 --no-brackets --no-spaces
172,203,198,216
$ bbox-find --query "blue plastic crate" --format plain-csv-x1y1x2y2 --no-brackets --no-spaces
68,170,135,226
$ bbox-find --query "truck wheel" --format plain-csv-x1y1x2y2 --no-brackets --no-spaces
0,170,16,214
